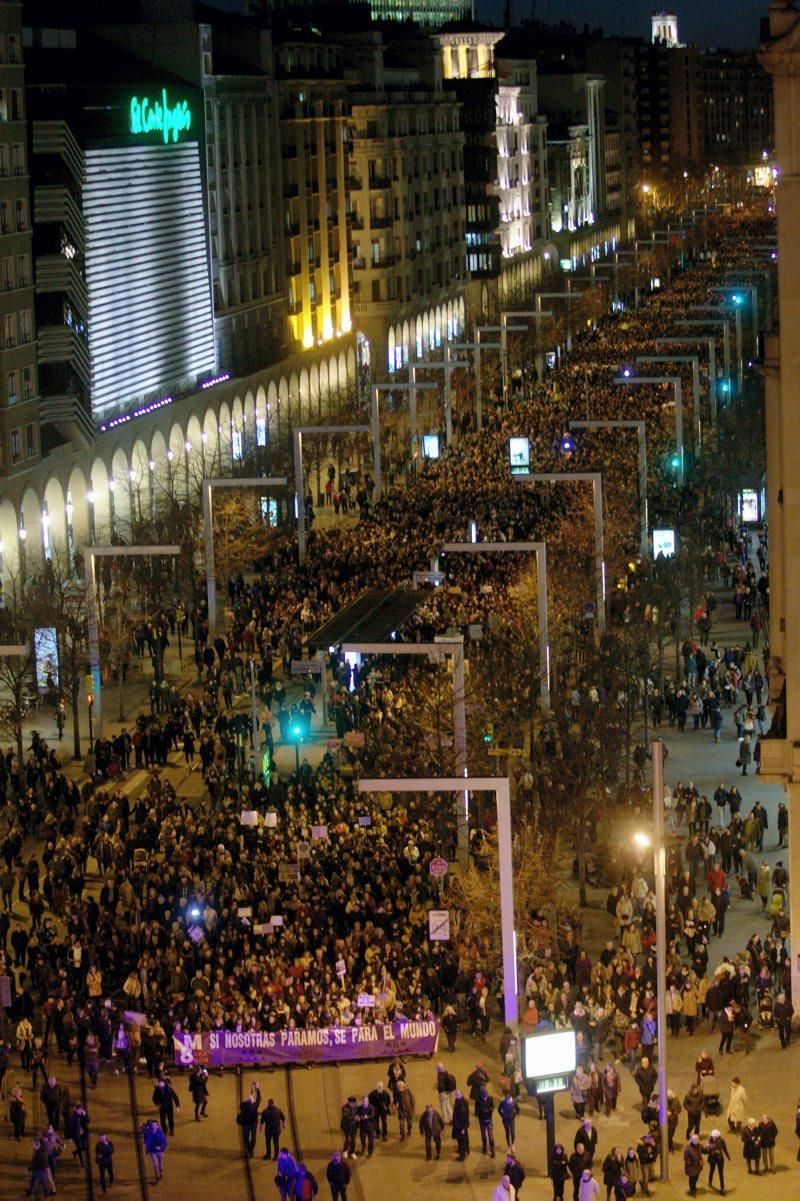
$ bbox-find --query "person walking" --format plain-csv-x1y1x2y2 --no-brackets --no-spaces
774,993,794,1048
705,1129,730,1193
742,1118,761,1174
452,1090,470,1161
579,1167,600,1201
476,1085,496,1157
551,1144,570,1201
142,1117,167,1184
505,1150,526,1199
395,1080,415,1142
340,1096,359,1159
153,1076,180,1135
293,1160,319,1201
357,1096,376,1158
368,1082,391,1142
237,1092,259,1157
684,1083,704,1139
498,1090,520,1150
276,1147,298,1201
726,1077,747,1133
718,1008,735,1056
188,1066,209,1119
758,1114,778,1173
418,1103,444,1160
10,1085,25,1140
684,1135,704,1196
326,1151,351,1201
95,1133,115,1195
435,1062,456,1123
259,1097,285,1160
493,1176,516,1201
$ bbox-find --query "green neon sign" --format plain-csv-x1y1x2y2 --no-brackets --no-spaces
129,89,192,143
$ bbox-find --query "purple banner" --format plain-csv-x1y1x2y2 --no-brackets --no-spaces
173,1020,440,1067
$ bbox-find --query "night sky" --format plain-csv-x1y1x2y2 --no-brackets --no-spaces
208,0,763,49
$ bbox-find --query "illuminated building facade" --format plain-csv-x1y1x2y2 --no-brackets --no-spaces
437,29,554,316
24,25,216,431
0,0,39,475
343,28,467,370
275,34,352,353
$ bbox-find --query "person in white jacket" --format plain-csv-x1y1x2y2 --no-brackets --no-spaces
492,1175,516,1201
578,1168,601,1201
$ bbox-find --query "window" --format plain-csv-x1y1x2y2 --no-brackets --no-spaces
22,364,33,400
0,90,6,122
17,255,27,287
9,89,21,121
371,279,381,302
8,35,18,64
0,146,7,177
19,309,30,343
10,427,19,462
11,143,23,175
0,203,7,235
25,422,35,458
7,369,16,403
15,199,25,231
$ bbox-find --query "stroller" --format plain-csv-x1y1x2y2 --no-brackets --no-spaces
758,995,774,1029
768,887,787,918
700,1073,722,1116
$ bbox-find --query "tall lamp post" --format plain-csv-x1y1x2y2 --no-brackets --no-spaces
359,774,519,1028
613,375,684,484
569,421,648,559
202,477,287,643
517,472,606,634
635,737,669,1181
340,639,469,866
636,356,702,451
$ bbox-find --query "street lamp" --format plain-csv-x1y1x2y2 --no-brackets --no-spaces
569,421,648,559
516,472,606,634
359,774,519,1028
613,376,685,485
201,477,287,642
635,738,669,1180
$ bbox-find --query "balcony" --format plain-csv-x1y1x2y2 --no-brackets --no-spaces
285,221,300,237
286,261,301,276
370,215,393,229
348,176,363,190
283,183,299,199
348,213,364,229
368,175,392,190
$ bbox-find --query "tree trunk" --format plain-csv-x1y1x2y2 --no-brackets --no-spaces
117,608,125,722
71,668,81,760
577,804,587,907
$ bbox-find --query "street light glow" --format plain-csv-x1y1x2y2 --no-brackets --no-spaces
634,831,651,848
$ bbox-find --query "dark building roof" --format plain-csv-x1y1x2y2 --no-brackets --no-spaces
306,588,426,651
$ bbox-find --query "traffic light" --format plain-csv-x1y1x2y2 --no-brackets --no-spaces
719,379,730,396
669,453,681,472
732,293,744,306
482,722,494,744
290,720,304,741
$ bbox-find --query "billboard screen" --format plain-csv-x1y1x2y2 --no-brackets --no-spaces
509,436,530,475
522,1030,576,1081
34,628,59,692
652,528,676,558
422,434,440,460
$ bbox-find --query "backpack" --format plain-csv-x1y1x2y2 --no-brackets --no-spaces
299,1175,315,1201
444,1073,456,1093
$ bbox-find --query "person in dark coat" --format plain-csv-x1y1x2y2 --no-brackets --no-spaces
326,1151,351,1201
237,1095,259,1157
551,1144,570,1201
259,1098,285,1160
188,1066,209,1119
95,1133,115,1194
452,1090,470,1161
705,1129,731,1191
357,1096,377,1158
419,1103,444,1160
475,1085,495,1157
153,1077,181,1135
774,993,794,1048
683,1136,704,1196
368,1082,391,1141
575,1120,598,1160
505,1150,526,1198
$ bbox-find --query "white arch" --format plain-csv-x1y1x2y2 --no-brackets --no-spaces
388,326,396,373
0,496,20,590
89,458,111,542
21,486,42,568
66,465,89,560
42,476,67,561
327,357,338,395
347,347,356,383
402,321,410,365
338,352,347,387
111,446,132,531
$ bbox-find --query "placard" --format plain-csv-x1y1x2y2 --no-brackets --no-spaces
253,922,272,935
240,810,259,827
296,841,311,859
264,811,278,828
344,730,366,748
428,909,450,941
237,907,252,918
311,825,328,840
357,993,376,1008
358,815,372,827
270,915,284,926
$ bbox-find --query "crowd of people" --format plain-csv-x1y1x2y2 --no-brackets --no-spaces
0,207,782,1200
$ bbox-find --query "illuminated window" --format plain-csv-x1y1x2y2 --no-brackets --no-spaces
232,429,243,460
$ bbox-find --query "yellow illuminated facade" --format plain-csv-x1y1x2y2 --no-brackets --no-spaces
276,38,352,354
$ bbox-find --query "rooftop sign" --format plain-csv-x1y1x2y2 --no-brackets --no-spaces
129,89,192,143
